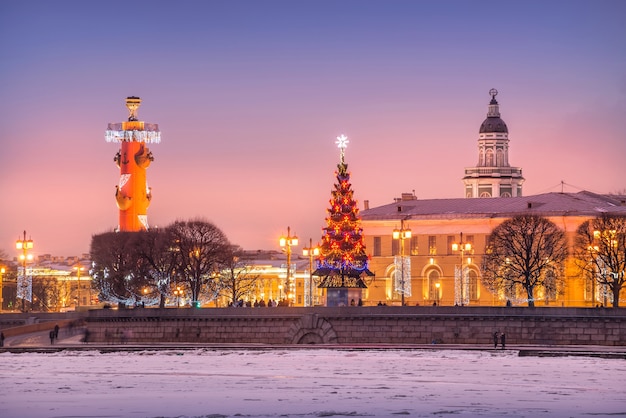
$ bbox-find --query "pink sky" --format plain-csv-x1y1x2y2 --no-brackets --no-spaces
1,0,625,257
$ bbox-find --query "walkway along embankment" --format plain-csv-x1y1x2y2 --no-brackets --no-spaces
81,306,625,346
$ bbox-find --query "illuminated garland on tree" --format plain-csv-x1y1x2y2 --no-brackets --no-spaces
315,135,373,288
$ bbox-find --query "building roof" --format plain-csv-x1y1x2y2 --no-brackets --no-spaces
479,116,508,133
361,191,626,221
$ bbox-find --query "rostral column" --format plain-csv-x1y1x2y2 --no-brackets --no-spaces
105,97,160,231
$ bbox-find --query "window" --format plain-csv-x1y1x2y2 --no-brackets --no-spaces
468,269,479,300
410,236,419,256
544,268,557,302
428,270,440,301
478,185,492,197
496,149,504,166
447,236,454,255
428,236,437,255
373,237,381,256
486,149,494,166
391,239,399,256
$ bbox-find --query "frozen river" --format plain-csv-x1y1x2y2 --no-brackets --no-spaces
1,348,625,418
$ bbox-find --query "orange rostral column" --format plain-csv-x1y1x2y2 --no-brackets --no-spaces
105,97,161,231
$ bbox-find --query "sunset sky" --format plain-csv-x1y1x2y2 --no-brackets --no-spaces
1,0,625,257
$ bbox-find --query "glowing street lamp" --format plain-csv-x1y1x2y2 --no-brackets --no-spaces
173,286,182,308
435,282,441,306
16,230,34,312
392,219,412,306
451,232,472,306
279,226,298,305
302,238,320,307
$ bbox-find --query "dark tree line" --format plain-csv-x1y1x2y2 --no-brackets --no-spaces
89,219,258,307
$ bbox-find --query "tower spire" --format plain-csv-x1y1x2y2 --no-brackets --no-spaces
487,88,500,117
462,89,524,198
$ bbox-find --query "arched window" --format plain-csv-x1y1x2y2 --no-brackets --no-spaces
468,269,479,300
496,149,504,166
427,269,440,301
485,149,494,166
543,268,557,302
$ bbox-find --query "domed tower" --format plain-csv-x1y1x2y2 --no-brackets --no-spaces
463,89,524,198
105,97,161,231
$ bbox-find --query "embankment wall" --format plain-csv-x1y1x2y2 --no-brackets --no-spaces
82,306,625,346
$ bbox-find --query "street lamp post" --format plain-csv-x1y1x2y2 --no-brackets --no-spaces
279,226,298,306
392,219,412,306
451,232,472,306
173,286,182,307
16,230,34,312
302,238,320,307
435,282,441,306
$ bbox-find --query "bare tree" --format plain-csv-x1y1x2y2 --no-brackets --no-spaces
31,276,59,312
218,247,261,306
482,214,568,307
133,229,180,307
167,219,230,307
574,214,626,308
90,231,142,305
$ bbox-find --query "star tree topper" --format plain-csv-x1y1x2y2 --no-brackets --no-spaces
335,134,349,164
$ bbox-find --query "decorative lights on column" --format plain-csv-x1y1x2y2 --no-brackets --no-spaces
74,265,85,308
279,226,298,305
15,230,34,312
451,232,472,306
0,266,5,311
302,238,320,307
392,219,412,306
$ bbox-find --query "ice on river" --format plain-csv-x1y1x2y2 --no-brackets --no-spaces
1,348,625,418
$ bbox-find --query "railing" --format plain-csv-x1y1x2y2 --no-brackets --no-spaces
464,167,523,177
106,122,160,131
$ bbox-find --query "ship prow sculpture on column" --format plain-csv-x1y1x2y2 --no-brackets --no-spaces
105,97,161,231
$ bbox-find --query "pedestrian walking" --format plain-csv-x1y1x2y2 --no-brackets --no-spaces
493,331,499,349
0,331,5,347
54,324,60,339
500,332,506,350
49,330,55,345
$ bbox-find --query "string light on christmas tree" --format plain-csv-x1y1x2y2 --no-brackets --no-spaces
314,135,373,299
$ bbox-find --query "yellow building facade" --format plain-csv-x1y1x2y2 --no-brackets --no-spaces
360,191,626,307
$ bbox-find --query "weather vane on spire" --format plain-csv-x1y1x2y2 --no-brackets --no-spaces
335,134,349,164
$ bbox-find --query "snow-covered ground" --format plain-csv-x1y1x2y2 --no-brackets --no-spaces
1,348,625,418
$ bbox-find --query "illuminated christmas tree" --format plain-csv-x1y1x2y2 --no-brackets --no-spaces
315,135,373,306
